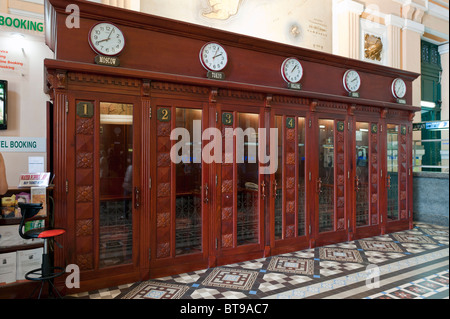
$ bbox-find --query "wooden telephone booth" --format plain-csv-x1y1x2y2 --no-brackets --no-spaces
44,0,419,294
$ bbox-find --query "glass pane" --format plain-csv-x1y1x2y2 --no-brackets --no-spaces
175,108,202,255
99,102,133,268
387,124,399,220
318,119,334,233
298,117,306,236
355,122,369,227
274,116,283,240
237,112,259,246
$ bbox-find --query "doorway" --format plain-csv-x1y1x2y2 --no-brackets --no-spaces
312,117,348,246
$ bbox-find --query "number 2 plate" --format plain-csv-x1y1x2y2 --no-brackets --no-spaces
157,108,171,122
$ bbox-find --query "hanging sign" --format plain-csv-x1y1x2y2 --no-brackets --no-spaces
413,121,449,131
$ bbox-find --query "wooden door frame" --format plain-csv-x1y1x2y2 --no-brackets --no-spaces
310,111,349,247
148,97,211,278
350,113,382,240
213,101,266,266
382,118,413,234
64,90,143,290
268,105,311,256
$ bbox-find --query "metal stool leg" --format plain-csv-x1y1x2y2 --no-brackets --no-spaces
37,281,45,299
49,279,63,299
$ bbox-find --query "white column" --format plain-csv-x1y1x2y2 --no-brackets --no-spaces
385,14,404,69
402,19,425,108
333,0,364,59
125,0,140,11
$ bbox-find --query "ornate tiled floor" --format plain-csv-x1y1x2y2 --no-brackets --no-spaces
68,223,449,300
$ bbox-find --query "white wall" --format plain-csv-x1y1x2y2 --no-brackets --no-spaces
0,32,54,187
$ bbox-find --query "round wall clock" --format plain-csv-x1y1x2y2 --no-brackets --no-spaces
391,78,406,99
281,57,303,83
343,69,361,93
88,22,125,56
199,42,228,72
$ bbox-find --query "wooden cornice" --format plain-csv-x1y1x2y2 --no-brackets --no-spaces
46,0,420,81
44,58,421,113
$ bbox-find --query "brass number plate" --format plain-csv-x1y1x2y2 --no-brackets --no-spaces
222,112,233,126
76,102,94,118
371,123,378,134
157,108,171,122
286,117,295,129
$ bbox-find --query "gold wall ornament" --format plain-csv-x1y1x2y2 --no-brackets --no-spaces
364,33,383,61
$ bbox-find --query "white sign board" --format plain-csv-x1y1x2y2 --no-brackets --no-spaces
0,137,46,152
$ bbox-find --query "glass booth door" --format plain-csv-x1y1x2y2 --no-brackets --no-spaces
215,106,265,264
352,121,381,239
313,118,348,246
270,112,309,255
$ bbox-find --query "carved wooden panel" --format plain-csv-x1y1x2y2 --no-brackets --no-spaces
77,253,93,271
74,100,95,270
155,106,172,259
157,242,170,259
221,111,234,248
335,123,346,229
370,123,379,225
284,125,296,238
399,126,408,220
76,219,93,236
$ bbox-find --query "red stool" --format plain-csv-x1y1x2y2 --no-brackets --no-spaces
18,203,66,299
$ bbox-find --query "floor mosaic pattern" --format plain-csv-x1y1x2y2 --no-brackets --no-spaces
68,223,449,300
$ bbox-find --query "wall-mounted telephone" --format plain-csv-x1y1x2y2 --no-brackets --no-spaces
356,146,367,167
324,147,334,168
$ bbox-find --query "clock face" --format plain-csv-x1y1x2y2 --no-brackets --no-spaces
199,42,228,72
281,58,303,83
343,69,361,93
392,78,406,99
88,22,125,56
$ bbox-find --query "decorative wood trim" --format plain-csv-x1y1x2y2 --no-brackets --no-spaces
151,81,209,96
272,95,309,106
348,104,356,116
142,79,151,97
317,101,348,111
355,105,382,113
310,100,318,113
265,94,272,108
210,88,218,103
68,72,141,88
46,69,67,91
76,219,93,236
218,89,265,101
